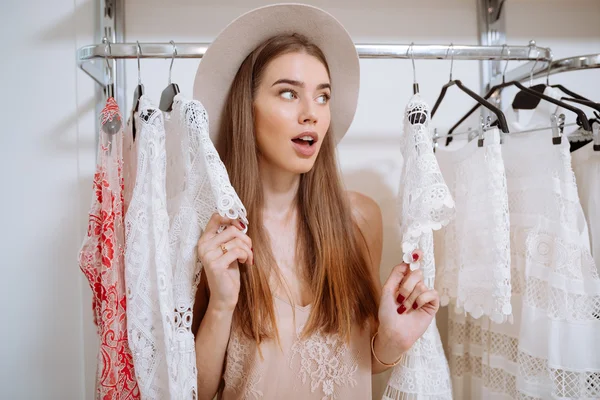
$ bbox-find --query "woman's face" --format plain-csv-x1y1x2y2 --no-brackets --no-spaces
253,51,331,175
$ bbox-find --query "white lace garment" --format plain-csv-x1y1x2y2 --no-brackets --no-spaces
571,140,600,274
125,94,250,399
447,94,600,400
383,94,454,400
434,128,512,323
166,94,249,399
125,96,173,399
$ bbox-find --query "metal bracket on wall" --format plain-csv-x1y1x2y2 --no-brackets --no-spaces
477,0,507,109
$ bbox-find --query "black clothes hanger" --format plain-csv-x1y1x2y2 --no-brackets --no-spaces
431,44,509,134
131,41,145,141
561,98,600,152
159,41,180,113
446,47,591,145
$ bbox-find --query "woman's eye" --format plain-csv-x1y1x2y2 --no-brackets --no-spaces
280,90,296,100
317,94,330,104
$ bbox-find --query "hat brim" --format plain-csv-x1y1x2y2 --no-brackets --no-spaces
193,3,360,145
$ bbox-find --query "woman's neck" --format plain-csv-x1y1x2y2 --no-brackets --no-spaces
258,159,300,222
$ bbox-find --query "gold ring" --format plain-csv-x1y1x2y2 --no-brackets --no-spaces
220,244,228,255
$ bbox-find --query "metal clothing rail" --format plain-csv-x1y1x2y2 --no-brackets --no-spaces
77,42,552,87
490,53,600,86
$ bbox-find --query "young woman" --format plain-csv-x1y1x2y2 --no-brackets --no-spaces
192,5,440,399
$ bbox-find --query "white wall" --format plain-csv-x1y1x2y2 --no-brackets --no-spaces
1,0,598,399
1,0,98,399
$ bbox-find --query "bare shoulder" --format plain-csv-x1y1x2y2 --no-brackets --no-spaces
347,190,382,235
347,191,383,275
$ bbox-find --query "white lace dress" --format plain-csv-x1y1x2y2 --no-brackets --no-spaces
447,94,600,399
125,94,249,400
572,141,600,274
434,128,512,323
125,96,173,399
165,94,248,399
383,94,454,400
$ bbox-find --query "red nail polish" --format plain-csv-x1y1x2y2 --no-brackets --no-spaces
397,305,407,314
396,294,405,304
412,253,419,262
240,221,246,229
412,302,418,310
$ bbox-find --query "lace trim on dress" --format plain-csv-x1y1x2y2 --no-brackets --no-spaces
289,326,360,400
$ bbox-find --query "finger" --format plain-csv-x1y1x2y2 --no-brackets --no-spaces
204,236,253,267
382,263,409,296
223,237,253,266
403,282,429,312
212,247,250,270
414,289,440,313
203,213,245,240
201,225,252,258
396,268,423,304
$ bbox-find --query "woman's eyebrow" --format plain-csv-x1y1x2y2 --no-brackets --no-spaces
272,79,331,90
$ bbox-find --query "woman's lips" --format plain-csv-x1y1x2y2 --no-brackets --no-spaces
291,139,317,157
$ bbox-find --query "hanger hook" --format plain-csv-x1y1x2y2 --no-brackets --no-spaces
529,57,539,87
501,44,510,84
445,43,455,82
136,41,142,85
545,54,553,85
527,41,540,86
169,40,177,85
407,42,416,84
406,42,419,94
102,37,113,86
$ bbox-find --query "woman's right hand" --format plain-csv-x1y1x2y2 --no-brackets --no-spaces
197,213,253,313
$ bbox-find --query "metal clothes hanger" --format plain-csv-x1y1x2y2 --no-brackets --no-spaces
131,41,145,141
101,37,121,135
159,40,181,112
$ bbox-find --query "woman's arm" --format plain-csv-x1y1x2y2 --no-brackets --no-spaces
193,269,234,399
347,191,401,374
349,191,438,375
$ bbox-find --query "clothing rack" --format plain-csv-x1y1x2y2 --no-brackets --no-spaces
490,53,600,86
77,42,552,87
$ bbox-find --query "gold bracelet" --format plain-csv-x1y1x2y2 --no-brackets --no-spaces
371,331,403,367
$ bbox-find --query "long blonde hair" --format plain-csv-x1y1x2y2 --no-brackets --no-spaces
216,33,379,344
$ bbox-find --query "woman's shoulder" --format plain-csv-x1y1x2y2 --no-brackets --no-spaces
346,191,383,275
346,191,382,239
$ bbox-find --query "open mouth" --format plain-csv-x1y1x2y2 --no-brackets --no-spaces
291,136,316,147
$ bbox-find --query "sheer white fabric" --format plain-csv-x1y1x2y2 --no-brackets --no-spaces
572,141,600,274
435,129,512,323
447,92,600,400
383,94,454,400
164,94,249,399
125,96,173,399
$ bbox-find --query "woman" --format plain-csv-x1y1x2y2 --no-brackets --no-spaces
192,4,440,399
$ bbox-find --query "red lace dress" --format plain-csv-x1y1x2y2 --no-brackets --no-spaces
79,98,140,400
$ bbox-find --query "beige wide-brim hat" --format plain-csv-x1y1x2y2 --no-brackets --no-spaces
193,3,360,145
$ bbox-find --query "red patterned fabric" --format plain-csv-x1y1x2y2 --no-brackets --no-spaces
79,98,140,400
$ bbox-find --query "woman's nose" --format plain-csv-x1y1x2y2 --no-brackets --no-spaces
299,98,318,125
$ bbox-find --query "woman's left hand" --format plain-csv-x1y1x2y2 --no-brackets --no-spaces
376,261,440,356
